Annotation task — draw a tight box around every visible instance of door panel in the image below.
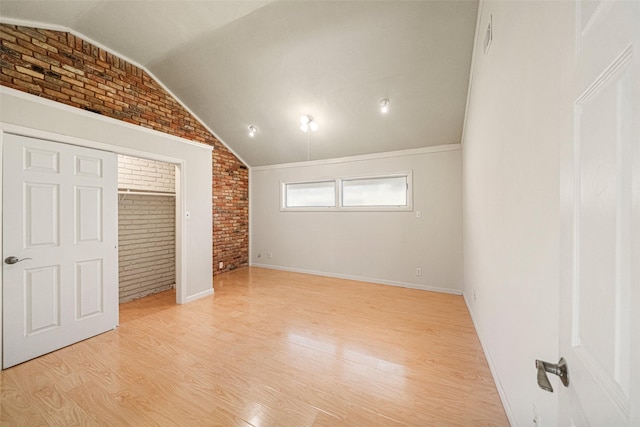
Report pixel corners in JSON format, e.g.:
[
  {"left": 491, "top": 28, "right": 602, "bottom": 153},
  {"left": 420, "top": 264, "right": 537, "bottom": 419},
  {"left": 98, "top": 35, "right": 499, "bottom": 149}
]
[
  {"left": 24, "top": 147, "right": 59, "bottom": 173},
  {"left": 76, "top": 186, "right": 103, "bottom": 243},
  {"left": 25, "top": 265, "right": 60, "bottom": 334},
  {"left": 2, "top": 133, "right": 118, "bottom": 369},
  {"left": 25, "top": 183, "right": 60, "bottom": 247},
  {"left": 75, "top": 259, "right": 104, "bottom": 319},
  {"left": 75, "top": 155, "right": 102, "bottom": 178},
  {"left": 560, "top": 1, "right": 639, "bottom": 425}
]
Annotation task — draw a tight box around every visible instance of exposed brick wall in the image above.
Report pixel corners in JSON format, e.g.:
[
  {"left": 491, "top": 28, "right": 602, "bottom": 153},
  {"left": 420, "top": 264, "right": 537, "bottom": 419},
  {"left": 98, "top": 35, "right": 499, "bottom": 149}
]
[
  {"left": 0, "top": 23, "right": 248, "bottom": 276},
  {"left": 214, "top": 154, "right": 249, "bottom": 272}
]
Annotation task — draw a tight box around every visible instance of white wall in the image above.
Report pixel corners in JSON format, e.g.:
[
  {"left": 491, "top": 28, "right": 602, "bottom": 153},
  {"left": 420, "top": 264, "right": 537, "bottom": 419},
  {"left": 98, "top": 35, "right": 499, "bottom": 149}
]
[
  {"left": 462, "top": 1, "right": 574, "bottom": 425},
  {"left": 251, "top": 146, "right": 462, "bottom": 293},
  {"left": 0, "top": 87, "right": 213, "bottom": 303}
]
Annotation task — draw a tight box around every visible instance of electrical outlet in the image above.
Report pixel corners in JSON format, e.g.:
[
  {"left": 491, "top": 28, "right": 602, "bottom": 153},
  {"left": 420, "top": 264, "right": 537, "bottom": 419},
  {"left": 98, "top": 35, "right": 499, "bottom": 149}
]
[
  {"left": 415, "top": 268, "right": 422, "bottom": 276},
  {"left": 416, "top": 211, "right": 421, "bottom": 218},
  {"left": 219, "top": 261, "right": 224, "bottom": 270},
  {"left": 257, "top": 253, "right": 261, "bottom": 258},
  {"left": 267, "top": 253, "right": 273, "bottom": 259},
  {"left": 473, "top": 291, "right": 477, "bottom": 301}
]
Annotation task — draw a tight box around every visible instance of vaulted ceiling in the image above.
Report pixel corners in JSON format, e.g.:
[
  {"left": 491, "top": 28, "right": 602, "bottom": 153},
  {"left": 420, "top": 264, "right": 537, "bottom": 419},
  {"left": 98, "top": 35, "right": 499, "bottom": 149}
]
[{"left": 0, "top": 1, "right": 478, "bottom": 166}]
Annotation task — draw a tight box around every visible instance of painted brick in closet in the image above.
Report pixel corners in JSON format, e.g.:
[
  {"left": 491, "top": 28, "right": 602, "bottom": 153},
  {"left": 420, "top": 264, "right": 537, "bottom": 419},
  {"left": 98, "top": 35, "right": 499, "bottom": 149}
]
[
  {"left": 0, "top": 24, "right": 248, "bottom": 275},
  {"left": 117, "top": 155, "right": 175, "bottom": 302},
  {"left": 118, "top": 195, "right": 175, "bottom": 303},
  {"left": 118, "top": 155, "right": 175, "bottom": 193}
]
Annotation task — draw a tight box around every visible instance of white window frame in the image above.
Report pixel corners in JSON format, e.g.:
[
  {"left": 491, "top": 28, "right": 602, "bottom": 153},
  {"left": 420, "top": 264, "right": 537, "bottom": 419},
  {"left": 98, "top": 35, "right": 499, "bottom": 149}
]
[
  {"left": 281, "top": 170, "right": 413, "bottom": 212},
  {"left": 281, "top": 179, "right": 338, "bottom": 211}
]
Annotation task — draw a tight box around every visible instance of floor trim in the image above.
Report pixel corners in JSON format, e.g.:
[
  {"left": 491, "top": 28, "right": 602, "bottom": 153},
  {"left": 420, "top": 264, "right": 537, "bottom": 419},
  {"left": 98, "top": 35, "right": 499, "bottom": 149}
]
[{"left": 251, "top": 263, "right": 463, "bottom": 295}]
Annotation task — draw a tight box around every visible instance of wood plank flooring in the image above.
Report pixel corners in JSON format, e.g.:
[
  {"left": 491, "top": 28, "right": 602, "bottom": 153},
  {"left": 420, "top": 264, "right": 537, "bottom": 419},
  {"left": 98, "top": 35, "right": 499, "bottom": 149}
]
[{"left": 0, "top": 267, "right": 508, "bottom": 426}]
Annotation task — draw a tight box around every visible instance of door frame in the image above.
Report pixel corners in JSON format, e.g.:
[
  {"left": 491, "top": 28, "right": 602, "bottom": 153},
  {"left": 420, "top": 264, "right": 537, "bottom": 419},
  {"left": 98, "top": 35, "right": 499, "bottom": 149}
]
[{"left": 0, "top": 124, "right": 188, "bottom": 367}]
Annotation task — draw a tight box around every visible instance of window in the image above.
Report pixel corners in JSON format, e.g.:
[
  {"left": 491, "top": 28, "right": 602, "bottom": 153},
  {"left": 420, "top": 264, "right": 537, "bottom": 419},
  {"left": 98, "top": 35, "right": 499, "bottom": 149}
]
[
  {"left": 281, "top": 171, "right": 412, "bottom": 211},
  {"left": 284, "top": 180, "right": 336, "bottom": 208},
  {"left": 342, "top": 175, "right": 408, "bottom": 207}
]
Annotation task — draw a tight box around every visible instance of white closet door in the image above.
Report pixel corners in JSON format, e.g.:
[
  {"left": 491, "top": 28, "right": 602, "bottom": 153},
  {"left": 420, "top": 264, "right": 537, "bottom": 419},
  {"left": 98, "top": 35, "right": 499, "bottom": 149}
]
[{"left": 2, "top": 133, "right": 118, "bottom": 369}]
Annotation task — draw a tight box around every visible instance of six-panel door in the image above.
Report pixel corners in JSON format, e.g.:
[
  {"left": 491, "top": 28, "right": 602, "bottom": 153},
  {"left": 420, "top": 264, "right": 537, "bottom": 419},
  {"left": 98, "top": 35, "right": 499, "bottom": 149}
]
[{"left": 2, "top": 133, "right": 118, "bottom": 369}]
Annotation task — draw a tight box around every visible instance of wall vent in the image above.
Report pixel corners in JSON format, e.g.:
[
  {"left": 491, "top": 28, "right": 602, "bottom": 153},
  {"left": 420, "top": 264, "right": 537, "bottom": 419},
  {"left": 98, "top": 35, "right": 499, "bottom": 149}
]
[{"left": 484, "top": 14, "right": 493, "bottom": 54}]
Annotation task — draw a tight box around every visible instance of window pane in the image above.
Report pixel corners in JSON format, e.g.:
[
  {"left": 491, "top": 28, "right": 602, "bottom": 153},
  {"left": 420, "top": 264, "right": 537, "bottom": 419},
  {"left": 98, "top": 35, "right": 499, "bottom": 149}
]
[
  {"left": 342, "top": 176, "right": 407, "bottom": 207},
  {"left": 286, "top": 181, "right": 335, "bottom": 207}
]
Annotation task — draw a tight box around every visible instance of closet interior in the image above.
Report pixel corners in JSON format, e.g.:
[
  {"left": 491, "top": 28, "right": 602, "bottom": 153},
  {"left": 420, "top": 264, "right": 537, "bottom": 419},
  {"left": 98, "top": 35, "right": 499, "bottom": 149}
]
[{"left": 117, "top": 155, "right": 176, "bottom": 303}]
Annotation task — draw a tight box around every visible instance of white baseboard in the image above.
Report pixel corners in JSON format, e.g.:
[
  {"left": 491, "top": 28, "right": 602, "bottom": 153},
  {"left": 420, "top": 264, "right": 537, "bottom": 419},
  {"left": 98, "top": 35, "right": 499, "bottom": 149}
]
[
  {"left": 183, "top": 287, "right": 214, "bottom": 304},
  {"left": 250, "top": 263, "right": 462, "bottom": 295},
  {"left": 463, "top": 292, "right": 516, "bottom": 426}
]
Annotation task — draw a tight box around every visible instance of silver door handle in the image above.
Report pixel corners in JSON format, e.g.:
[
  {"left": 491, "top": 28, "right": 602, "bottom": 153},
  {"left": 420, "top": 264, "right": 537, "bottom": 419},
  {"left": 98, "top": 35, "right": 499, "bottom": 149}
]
[
  {"left": 4, "top": 256, "right": 32, "bottom": 265},
  {"left": 535, "top": 357, "right": 569, "bottom": 392}
]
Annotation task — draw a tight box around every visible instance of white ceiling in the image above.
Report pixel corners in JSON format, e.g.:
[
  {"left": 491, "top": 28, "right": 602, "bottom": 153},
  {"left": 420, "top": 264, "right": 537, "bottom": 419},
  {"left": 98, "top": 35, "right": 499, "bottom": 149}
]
[{"left": 0, "top": 1, "right": 478, "bottom": 166}]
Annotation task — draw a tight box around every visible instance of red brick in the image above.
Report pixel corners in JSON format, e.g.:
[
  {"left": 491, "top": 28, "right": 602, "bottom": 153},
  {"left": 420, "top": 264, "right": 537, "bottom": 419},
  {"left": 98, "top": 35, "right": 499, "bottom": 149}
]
[
  {"left": 31, "top": 38, "right": 57, "bottom": 53},
  {"left": 17, "top": 26, "right": 46, "bottom": 42},
  {"left": 0, "top": 31, "right": 17, "bottom": 43},
  {"left": 12, "top": 78, "right": 42, "bottom": 92},
  {"left": 2, "top": 40, "right": 32, "bottom": 56},
  {"left": 22, "top": 54, "right": 50, "bottom": 69},
  {"left": 43, "top": 87, "right": 70, "bottom": 100},
  {"left": 1, "top": 26, "right": 30, "bottom": 42},
  {"left": 15, "top": 65, "right": 44, "bottom": 79}
]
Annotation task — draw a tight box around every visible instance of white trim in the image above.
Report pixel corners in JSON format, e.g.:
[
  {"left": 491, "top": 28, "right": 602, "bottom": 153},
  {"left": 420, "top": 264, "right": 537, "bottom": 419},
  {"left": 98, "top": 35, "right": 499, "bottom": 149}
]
[
  {"left": 250, "top": 263, "right": 463, "bottom": 296},
  {"left": 463, "top": 291, "right": 517, "bottom": 426},
  {"left": 183, "top": 287, "right": 214, "bottom": 303},
  {"left": 0, "top": 20, "right": 254, "bottom": 166},
  {"left": 281, "top": 179, "right": 337, "bottom": 210},
  {"left": 280, "top": 170, "right": 413, "bottom": 212},
  {"left": 173, "top": 160, "right": 187, "bottom": 305},
  {"left": 118, "top": 190, "right": 175, "bottom": 197},
  {"left": 0, "top": 18, "right": 71, "bottom": 35},
  {"left": 0, "top": 87, "right": 212, "bottom": 153},
  {"left": 252, "top": 144, "right": 461, "bottom": 171}
]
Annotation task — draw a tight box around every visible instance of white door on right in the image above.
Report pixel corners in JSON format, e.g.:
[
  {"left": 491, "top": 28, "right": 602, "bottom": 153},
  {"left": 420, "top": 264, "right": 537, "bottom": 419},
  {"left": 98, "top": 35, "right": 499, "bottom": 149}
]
[{"left": 560, "top": 1, "right": 639, "bottom": 425}]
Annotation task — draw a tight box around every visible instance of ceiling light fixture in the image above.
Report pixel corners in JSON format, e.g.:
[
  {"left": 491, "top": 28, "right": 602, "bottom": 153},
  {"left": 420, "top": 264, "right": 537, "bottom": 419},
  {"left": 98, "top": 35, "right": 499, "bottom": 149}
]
[
  {"left": 248, "top": 125, "right": 258, "bottom": 137},
  {"left": 379, "top": 98, "right": 390, "bottom": 114},
  {"left": 300, "top": 115, "right": 318, "bottom": 132}
]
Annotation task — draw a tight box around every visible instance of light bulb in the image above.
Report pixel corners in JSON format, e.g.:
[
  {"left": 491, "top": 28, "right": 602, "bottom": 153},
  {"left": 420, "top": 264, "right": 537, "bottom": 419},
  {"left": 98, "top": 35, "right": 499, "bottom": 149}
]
[
  {"left": 300, "top": 115, "right": 311, "bottom": 125},
  {"left": 309, "top": 121, "right": 319, "bottom": 132},
  {"left": 300, "top": 123, "right": 309, "bottom": 132},
  {"left": 379, "top": 98, "right": 390, "bottom": 114},
  {"left": 248, "top": 125, "right": 257, "bottom": 137}
]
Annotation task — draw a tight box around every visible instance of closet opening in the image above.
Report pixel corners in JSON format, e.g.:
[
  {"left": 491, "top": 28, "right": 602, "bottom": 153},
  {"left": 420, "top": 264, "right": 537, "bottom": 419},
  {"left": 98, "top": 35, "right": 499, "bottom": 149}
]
[{"left": 117, "top": 155, "right": 177, "bottom": 304}]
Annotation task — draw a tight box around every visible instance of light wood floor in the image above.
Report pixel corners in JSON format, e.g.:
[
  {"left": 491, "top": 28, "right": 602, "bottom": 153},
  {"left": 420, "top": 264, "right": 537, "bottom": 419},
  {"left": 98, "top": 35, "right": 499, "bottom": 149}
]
[{"left": 0, "top": 267, "right": 508, "bottom": 426}]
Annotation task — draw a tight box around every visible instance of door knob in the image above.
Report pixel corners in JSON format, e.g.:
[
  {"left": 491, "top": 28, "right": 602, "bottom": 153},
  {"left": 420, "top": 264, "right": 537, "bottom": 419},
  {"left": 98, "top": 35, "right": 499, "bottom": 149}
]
[
  {"left": 535, "top": 357, "right": 569, "bottom": 392},
  {"left": 4, "top": 256, "right": 32, "bottom": 265}
]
